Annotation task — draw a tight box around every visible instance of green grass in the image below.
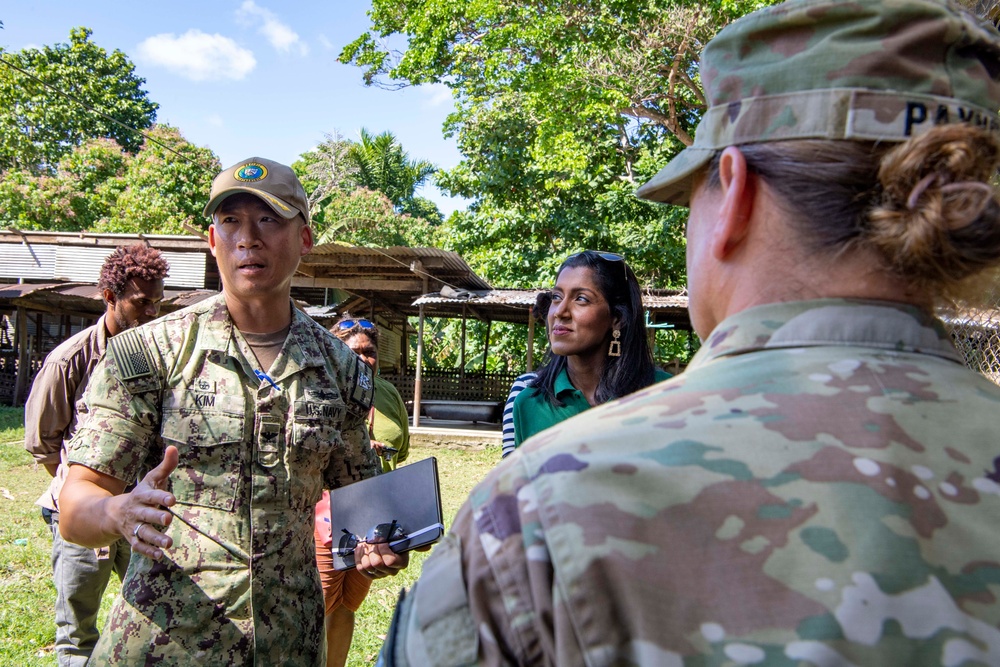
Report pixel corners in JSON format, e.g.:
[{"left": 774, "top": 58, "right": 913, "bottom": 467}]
[{"left": 0, "top": 409, "right": 501, "bottom": 666}]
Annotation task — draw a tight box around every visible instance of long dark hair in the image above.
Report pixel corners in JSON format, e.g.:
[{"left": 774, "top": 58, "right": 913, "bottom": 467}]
[{"left": 530, "top": 251, "right": 656, "bottom": 406}]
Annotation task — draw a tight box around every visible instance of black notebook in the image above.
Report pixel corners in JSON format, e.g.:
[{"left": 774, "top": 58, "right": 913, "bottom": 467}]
[{"left": 329, "top": 456, "right": 445, "bottom": 571}]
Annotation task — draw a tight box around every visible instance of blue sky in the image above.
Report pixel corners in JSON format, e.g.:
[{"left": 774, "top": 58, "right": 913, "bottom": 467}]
[{"left": 1, "top": 1, "right": 467, "bottom": 215}]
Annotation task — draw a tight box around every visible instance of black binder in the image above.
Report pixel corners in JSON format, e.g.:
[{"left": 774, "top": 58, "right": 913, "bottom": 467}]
[{"left": 329, "top": 456, "right": 445, "bottom": 571}]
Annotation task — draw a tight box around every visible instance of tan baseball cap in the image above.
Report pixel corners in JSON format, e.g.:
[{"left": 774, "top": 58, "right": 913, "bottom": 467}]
[
  {"left": 637, "top": 0, "right": 1000, "bottom": 206},
  {"left": 203, "top": 157, "right": 310, "bottom": 225}
]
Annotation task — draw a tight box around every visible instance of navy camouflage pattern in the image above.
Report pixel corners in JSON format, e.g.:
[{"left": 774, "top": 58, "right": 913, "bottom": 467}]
[
  {"left": 386, "top": 299, "right": 1000, "bottom": 666},
  {"left": 68, "top": 294, "right": 379, "bottom": 665}
]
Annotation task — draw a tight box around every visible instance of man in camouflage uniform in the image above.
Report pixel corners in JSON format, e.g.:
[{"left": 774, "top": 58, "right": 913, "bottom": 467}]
[
  {"left": 24, "top": 244, "right": 168, "bottom": 666},
  {"left": 382, "top": 1, "right": 1000, "bottom": 665},
  {"left": 58, "top": 158, "right": 408, "bottom": 665}
]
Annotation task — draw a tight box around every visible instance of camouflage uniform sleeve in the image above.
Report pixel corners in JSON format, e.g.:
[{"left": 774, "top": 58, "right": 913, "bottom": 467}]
[
  {"left": 385, "top": 460, "right": 553, "bottom": 666},
  {"left": 67, "top": 328, "right": 163, "bottom": 484},
  {"left": 324, "top": 351, "right": 379, "bottom": 489}
]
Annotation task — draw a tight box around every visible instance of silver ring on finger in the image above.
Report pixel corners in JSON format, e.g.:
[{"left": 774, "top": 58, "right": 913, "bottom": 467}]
[{"left": 133, "top": 522, "right": 144, "bottom": 538}]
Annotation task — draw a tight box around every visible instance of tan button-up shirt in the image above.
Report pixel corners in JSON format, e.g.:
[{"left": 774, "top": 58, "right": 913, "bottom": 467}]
[{"left": 24, "top": 314, "right": 108, "bottom": 511}]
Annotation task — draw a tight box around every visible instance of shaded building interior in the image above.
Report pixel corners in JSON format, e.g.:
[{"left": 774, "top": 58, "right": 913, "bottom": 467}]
[{"left": 0, "top": 231, "right": 697, "bottom": 425}]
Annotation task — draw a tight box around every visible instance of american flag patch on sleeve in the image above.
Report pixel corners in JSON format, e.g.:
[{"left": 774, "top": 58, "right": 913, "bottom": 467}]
[{"left": 109, "top": 329, "right": 155, "bottom": 381}]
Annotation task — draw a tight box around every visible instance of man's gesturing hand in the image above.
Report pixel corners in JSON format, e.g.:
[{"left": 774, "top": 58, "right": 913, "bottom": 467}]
[{"left": 127, "top": 445, "right": 179, "bottom": 560}]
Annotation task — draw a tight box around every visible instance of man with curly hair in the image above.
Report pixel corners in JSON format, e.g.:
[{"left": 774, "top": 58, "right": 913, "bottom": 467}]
[{"left": 24, "top": 243, "right": 168, "bottom": 667}]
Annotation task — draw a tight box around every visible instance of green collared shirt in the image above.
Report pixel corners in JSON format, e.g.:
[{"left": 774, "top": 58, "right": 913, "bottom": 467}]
[{"left": 511, "top": 366, "right": 671, "bottom": 447}]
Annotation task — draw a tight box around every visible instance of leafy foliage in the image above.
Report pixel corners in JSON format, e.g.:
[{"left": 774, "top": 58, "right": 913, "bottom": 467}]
[
  {"left": 0, "top": 27, "right": 158, "bottom": 173},
  {"left": 0, "top": 125, "right": 220, "bottom": 234},
  {"left": 312, "top": 187, "right": 439, "bottom": 247},
  {"left": 294, "top": 130, "right": 358, "bottom": 225},
  {"left": 294, "top": 129, "right": 442, "bottom": 247},
  {"left": 342, "top": 0, "right": 779, "bottom": 294},
  {"left": 340, "top": 0, "right": 779, "bottom": 369},
  {"left": 348, "top": 128, "right": 437, "bottom": 211}
]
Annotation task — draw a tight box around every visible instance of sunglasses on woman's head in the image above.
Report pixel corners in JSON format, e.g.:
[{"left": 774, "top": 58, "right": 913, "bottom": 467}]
[
  {"left": 568, "top": 250, "right": 625, "bottom": 263},
  {"left": 336, "top": 319, "right": 376, "bottom": 331},
  {"left": 568, "top": 250, "right": 628, "bottom": 281}
]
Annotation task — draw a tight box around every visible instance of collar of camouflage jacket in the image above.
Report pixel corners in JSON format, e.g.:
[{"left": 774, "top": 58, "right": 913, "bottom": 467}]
[
  {"left": 193, "top": 293, "right": 329, "bottom": 374},
  {"left": 690, "top": 298, "right": 965, "bottom": 368}
]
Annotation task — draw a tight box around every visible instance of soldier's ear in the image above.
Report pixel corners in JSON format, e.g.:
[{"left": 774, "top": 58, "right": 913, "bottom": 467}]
[
  {"left": 103, "top": 288, "right": 117, "bottom": 308},
  {"left": 300, "top": 224, "right": 313, "bottom": 256}
]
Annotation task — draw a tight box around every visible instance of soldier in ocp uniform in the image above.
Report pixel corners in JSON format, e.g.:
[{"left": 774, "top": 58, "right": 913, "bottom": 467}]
[
  {"left": 58, "top": 157, "right": 409, "bottom": 665},
  {"left": 382, "top": 1, "right": 1000, "bottom": 665}
]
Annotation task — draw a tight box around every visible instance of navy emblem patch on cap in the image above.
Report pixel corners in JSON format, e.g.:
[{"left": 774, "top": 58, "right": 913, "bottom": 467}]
[{"left": 235, "top": 163, "right": 268, "bottom": 182}]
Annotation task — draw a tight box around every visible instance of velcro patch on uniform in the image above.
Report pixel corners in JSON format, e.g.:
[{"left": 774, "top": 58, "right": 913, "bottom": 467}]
[
  {"left": 109, "top": 329, "right": 155, "bottom": 380},
  {"left": 349, "top": 356, "right": 375, "bottom": 414},
  {"left": 413, "top": 535, "right": 478, "bottom": 666}
]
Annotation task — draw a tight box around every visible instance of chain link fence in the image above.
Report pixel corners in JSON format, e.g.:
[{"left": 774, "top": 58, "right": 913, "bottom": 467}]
[{"left": 942, "top": 278, "right": 1000, "bottom": 385}]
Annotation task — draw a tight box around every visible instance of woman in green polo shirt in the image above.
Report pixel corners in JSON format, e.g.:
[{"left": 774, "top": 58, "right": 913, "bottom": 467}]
[{"left": 511, "top": 251, "right": 670, "bottom": 448}]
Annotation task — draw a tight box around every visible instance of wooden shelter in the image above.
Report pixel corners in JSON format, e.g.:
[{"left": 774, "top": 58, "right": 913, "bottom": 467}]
[
  {"left": 403, "top": 287, "right": 691, "bottom": 425},
  {"left": 0, "top": 282, "right": 216, "bottom": 404},
  {"left": 0, "top": 231, "right": 696, "bottom": 420}
]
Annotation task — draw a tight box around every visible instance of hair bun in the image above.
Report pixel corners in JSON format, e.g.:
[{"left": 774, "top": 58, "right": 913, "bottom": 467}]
[{"left": 868, "top": 124, "right": 1000, "bottom": 292}]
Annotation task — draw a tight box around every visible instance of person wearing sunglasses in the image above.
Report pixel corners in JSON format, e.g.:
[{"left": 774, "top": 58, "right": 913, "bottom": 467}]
[
  {"left": 381, "top": 2, "right": 1000, "bottom": 665},
  {"left": 509, "top": 250, "right": 671, "bottom": 450},
  {"left": 313, "top": 314, "right": 410, "bottom": 667}
]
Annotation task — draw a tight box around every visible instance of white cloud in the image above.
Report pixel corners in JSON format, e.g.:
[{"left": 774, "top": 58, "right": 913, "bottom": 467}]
[
  {"left": 238, "top": 1, "right": 308, "bottom": 56},
  {"left": 422, "top": 83, "right": 453, "bottom": 108},
  {"left": 136, "top": 30, "right": 256, "bottom": 82},
  {"left": 206, "top": 114, "right": 224, "bottom": 128},
  {"left": 318, "top": 34, "right": 334, "bottom": 51}
]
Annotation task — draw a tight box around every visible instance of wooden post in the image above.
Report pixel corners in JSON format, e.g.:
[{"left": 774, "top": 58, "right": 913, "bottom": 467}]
[
  {"left": 400, "top": 317, "right": 409, "bottom": 373},
  {"left": 13, "top": 306, "right": 29, "bottom": 406},
  {"left": 459, "top": 304, "right": 467, "bottom": 379},
  {"left": 526, "top": 306, "right": 535, "bottom": 371},
  {"left": 483, "top": 319, "right": 492, "bottom": 371},
  {"left": 409, "top": 261, "right": 428, "bottom": 428},
  {"left": 413, "top": 304, "right": 425, "bottom": 427}
]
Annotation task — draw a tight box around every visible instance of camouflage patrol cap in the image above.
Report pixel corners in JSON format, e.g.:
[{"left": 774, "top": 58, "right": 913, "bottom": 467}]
[
  {"left": 204, "top": 157, "right": 310, "bottom": 225},
  {"left": 637, "top": 0, "right": 1000, "bottom": 206}
]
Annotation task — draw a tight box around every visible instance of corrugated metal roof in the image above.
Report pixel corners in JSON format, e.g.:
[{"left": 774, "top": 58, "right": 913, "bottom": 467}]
[
  {"left": 414, "top": 288, "right": 688, "bottom": 309},
  {"left": 939, "top": 307, "right": 1000, "bottom": 330},
  {"left": 301, "top": 244, "right": 491, "bottom": 291},
  {"left": 0, "top": 282, "right": 217, "bottom": 317},
  {"left": 0, "top": 230, "right": 207, "bottom": 250},
  {"left": 0, "top": 282, "right": 73, "bottom": 299},
  {"left": 166, "top": 289, "right": 219, "bottom": 308},
  {"left": 411, "top": 288, "right": 691, "bottom": 328},
  {"left": 0, "top": 243, "right": 207, "bottom": 289}
]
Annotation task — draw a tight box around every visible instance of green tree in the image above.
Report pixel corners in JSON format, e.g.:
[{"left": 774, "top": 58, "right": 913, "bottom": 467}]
[
  {"left": 342, "top": 0, "right": 777, "bottom": 291},
  {"left": 342, "top": 0, "right": 779, "bottom": 369},
  {"left": 294, "top": 129, "right": 442, "bottom": 246},
  {"left": 0, "top": 27, "right": 158, "bottom": 172},
  {"left": 347, "top": 128, "right": 437, "bottom": 212},
  {"left": 94, "top": 125, "right": 220, "bottom": 234},
  {"left": 313, "top": 187, "right": 438, "bottom": 247},
  {"left": 0, "top": 125, "right": 219, "bottom": 234},
  {"left": 292, "top": 131, "right": 358, "bottom": 226}
]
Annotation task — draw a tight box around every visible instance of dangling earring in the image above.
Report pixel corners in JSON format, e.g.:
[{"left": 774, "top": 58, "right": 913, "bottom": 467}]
[{"left": 608, "top": 328, "right": 622, "bottom": 357}]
